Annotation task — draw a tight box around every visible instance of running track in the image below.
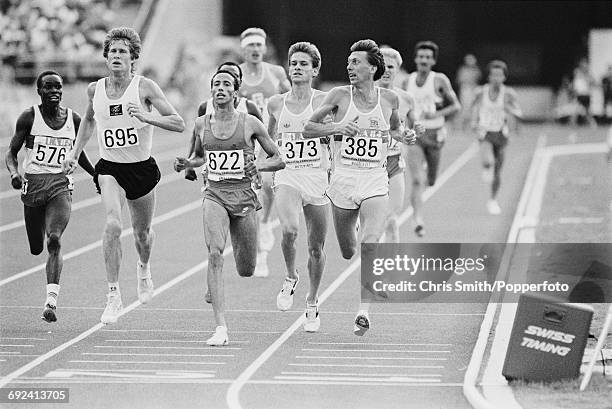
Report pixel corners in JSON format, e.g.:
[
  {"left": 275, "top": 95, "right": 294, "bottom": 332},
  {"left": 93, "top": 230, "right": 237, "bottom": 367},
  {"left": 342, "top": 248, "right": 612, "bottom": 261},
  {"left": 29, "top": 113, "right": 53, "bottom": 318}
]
[{"left": 1, "top": 124, "right": 577, "bottom": 409}]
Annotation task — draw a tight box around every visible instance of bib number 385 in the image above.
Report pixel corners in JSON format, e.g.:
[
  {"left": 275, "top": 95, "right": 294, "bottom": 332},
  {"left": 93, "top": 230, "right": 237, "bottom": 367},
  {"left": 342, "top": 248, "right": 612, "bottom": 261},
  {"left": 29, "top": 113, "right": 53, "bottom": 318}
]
[{"left": 103, "top": 127, "right": 138, "bottom": 149}]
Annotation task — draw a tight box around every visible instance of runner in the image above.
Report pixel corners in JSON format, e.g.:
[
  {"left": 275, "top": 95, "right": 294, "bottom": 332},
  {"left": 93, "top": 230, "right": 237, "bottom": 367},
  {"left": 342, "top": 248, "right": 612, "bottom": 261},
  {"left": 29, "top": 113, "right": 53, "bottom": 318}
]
[
  {"left": 174, "top": 69, "right": 285, "bottom": 345},
  {"left": 405, "top": 41, "right": 461, "bottom": 237},
  {"left": 5, "top": 70, "right": 95, "bottom": 322},
  {"left": 377, "top": 47, "right": 420, "bottom": 243},
  {"left": 470, "top": 60, "right": 523, "bottom": 215},
  {"left": 62, "top": 27, "right": 185, "bottom": 324},
  {"left": 239, "top": 27, "right": 291, "bottom": 277},
  {"left": 268, "top": 42, "right": 329, "bottom": 332},
  {"left": 303, "top": 39, "right": 418, "bottom": 336},
  {"left": 182, "top": 62, "right": 262, "bottom": 181}
]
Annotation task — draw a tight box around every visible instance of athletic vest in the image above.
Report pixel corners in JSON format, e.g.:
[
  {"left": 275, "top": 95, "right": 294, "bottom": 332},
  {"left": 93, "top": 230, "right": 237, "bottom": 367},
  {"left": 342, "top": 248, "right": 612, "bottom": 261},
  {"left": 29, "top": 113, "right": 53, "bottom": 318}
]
[
  {"left": 200, "top": 112, "right": 254, "bottom": 185},
  {"left": 334, "top": 86, "right": 389, "bottom": 171},
  {"left": 479, "top": 84, "right": 507, "bottom": 132},
  {"left": 276, "top": 93, "right": 329, "bottom": 171},
  {"left": 93, "top": 75, "right": 154, "bottom": 163},
  {"left": 406, "top": 71, "right": 444, "bottom": 129},
  {"left": 206, "top": 97, "right": 248, "bottom": 115},
  {"left": 24, "top": 105, "right": 75, "bottom": 174},
  {"left": 240, "top": 62, "right": 281, "bottom": 124},
  {"left": 387, "top": 87, "right": 412, "bottom": 157}
]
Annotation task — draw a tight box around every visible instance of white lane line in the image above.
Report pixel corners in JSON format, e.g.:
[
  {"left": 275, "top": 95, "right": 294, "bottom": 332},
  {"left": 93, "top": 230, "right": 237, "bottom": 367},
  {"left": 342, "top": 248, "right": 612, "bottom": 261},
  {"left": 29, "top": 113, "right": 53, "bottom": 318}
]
[
  {"left": 82, "top": 352, "right": 234, "bottom": 357},
  {"left": 0, "top": 337, "right": 47, "bottom": 341},
  {"left": 557, "top": 217, "right": 604, "bottom": 224},
  {"left": 281, "top": 371, "right": 443, "bottom": 377},
  {"left": 309, "top": 342, "right": 453, "bottom": 346},
  {"left": 0, "top": 172, "right": 184, "bottom": 233},
  {"left": 0, "top": 345, "right": 33, "bottom": 347},
  {"left": 0, "top": 199, "right": 202, "bottom": 287},
  {"left": 104, "top": 339, "right": 247, "bottom": 344},
  {"left": 69, "top": 360, "right": 226, "bottom": 365},
  {"left": 301, "top": 348, "right": 450, "bottom": 353},
  {"left": 274, "top": 375, "right": 442, "bottom": 383},
  {"left": 50, "top": 368, "right": 218, "bottom": 373},
  {"left": 295, "top": 355, "right": 447, "bottom": 361},
  {"left": 45, "top": 370, "right": 216, "bottom": 379},
  {"left": 226, "top": 143, "right": 479, "bottom": 409},
  {"left": 100, "top": 329, "right": 280, "bottom": 334},
  {"left": 93, "top": 345, "right": 242, "bottom": 350},
  {"left": 288, "top": 363, "right": 444, "bottom": 369},
  {"left": 251, "top": 380, "right": 463, "bottom": 386}
]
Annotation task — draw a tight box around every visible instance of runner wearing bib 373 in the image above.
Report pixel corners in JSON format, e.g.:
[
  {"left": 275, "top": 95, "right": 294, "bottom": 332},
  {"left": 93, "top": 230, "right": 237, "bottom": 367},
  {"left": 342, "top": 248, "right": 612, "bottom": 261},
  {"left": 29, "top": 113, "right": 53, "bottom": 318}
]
[
  {"left": 304, "top": 39, "right": 418, "bottom": 336},
  {"left": 268, "top": 42, "right": 330, "bottom": 332}
]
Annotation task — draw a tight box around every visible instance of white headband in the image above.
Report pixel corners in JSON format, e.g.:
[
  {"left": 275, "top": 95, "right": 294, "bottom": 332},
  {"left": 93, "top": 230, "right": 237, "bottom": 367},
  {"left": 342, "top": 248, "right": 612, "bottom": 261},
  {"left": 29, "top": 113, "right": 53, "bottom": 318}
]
[{"left": 241, "top": 34, "right": 266, "bottom": 48}]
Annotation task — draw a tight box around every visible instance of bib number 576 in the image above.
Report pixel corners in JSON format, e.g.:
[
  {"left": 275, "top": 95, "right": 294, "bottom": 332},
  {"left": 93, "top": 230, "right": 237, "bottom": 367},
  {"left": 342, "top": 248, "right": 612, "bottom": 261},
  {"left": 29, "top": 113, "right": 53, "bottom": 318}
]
[{"left": 104, "top": 127, "right": 138, "bottom": 148}]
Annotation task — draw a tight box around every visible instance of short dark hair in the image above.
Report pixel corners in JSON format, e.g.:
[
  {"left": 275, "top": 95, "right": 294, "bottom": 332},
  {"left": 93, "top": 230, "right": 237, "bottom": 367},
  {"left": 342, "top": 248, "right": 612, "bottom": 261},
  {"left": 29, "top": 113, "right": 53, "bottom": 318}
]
[
  {"left": 350, "top": 39, "right": 385, "bottom": 81},
  {"left": 211, "top": 70, "right": 240, "bottom": 91},
  {"left": 288, "top": 42, "right": 321, "bottom": 69},
  {"left": 414, "top": 41, "right": 439, "bottom": 61},
  {"left": 487, "top": 60, "right": 508, "bottom": 77},
  {"left": 217, "top": 61, "right": 243, "bottom": 82},
  {"left": 103, "top": 27, "right": 142, "bottom": 71},
  {"left": 36, "top": 70, "right": 62, "bottom": 89}
]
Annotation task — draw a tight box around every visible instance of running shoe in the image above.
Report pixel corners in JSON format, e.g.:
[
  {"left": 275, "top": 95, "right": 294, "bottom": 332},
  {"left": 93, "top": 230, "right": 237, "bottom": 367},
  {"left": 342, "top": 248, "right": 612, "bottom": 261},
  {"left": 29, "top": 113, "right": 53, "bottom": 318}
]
[
  {"left": 487, "top": 199, "right": 501, "bottom": 215},
  {"left": 41, "top": 303, "right": 57, "bottom": 323},
  {"left": 137, "top": 261, "right": 154, "bottom": 304},
  {"left": 353, "top": 311, "right": 370, "bottom": 336},
  {"left": 415, "top": 224, "right": 425, "bottom": 237},
  {"left": 206, "top": 326, "right": 228, "bottom": 346},
  {"left": 303, "top": 298, "right": 320, "bottom": 332},
  {"left": 100, "top": 292, "right": 123, "bottom": 324},
  {"left": 276, "top": 273, "right": 299, "bottom": 311}
]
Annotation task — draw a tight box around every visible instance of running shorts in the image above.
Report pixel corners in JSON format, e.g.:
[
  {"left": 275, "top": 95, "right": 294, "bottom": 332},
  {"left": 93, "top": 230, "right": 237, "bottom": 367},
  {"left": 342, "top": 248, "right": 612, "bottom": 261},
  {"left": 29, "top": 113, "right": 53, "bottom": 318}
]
[
  {"left": 21, "top": 172, "right": 72, "bottom": 208},
  {"left": 94, "top": 157, "right": 161, "bottom": 200},
  {"left": 273, "top": 168, "right": 329, "bottom": 206},
  {"left": 204, "top": 181, "right": 262, "bottom": 217},
  {"left": 326, "top": 168, "right": 388, "bottom": 210},
  {"left": 386, "top": 154, "right": 405, "bottom": 179}
]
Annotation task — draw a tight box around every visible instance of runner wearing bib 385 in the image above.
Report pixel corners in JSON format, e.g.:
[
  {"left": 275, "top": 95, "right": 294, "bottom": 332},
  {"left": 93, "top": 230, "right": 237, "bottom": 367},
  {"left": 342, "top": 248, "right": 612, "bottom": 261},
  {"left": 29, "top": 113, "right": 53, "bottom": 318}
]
[
  {"left": 5, "top": 70, "right": 95, "bottom": 323},
  {"left": 268, "top": 42, "right": 330, "bottom": 332},
  {"left": 304, "top": 39, "right": 418, "bottom": 336},
  {"left": 62, "top": 27, "right": 185, "bottom": 325}
]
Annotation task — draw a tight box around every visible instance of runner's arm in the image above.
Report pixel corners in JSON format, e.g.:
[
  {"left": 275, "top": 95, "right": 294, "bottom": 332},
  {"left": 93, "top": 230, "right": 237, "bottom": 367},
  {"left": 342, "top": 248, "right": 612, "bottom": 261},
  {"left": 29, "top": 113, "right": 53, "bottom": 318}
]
[
  {"left": 175, "top": 118, "right": 205, "bottom": 170},
  {"left": 266, "top": 95, "right": 281, "bottom": 141},
  {"left": 303, "top": 88, "right": 358, "bottom": 138},
  {"left": 273, "top": 65, "right": 291, "bottom": 93},
  {"left": 388, "top": 92, "right": 416, "bottom": 145},
  {"left": 133, "top": 77, "right": 185, "bottom": 132},
  {"left": 427, "top": 73, "right": 461, "bottom": 119},
  {"left": 246, "top": 100, "right": 264, "bottom": 122},
  {"left": 5, "top": 108, "right": 33, "bottom": 189},
  {"left": 249, "top": 116, "right": 284, "bottom": 172},
  {"left": 72, "top": 113, "right": 95, "bottom": 176},
  {"left": 63, "top": 82, "right": 96, "bottom": 174},
  {"left": 505, "top": 88, "right": 523, "bottom": 119}
]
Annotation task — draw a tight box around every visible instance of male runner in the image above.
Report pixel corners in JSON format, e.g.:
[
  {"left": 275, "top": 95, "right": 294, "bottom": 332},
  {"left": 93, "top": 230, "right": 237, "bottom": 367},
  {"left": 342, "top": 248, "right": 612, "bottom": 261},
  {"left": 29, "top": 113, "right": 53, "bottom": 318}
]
[
  {"left": 5, "top": 70, "right": 95, "bottom": 322},
  {"left": 405, "top": 41, "right": 461, "bottom": 237},
  {"left": 470, "top": 60, "right": 523, "bottom": 214},
  {"left": 175, "top": 70, "right": 284, "bottom": 345},
  {"left": 239, "top": 27, "right": 291, "bottom": 277},
  {"left": 304, "top": 39, "right": 418, "bottom": 336},
  {"left": 63, "top": 27, "right": 185, "bottom": 324},
  {"left": 268, "top": 42, "right": 329, "bottom": 332}
]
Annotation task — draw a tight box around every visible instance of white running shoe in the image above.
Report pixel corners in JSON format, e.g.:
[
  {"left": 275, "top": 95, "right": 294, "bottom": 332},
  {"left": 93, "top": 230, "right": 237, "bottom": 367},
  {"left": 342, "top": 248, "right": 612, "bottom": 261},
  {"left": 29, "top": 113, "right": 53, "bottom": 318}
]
[
  {"left": 303, "top": 298, "right": 320, "bottom": 332},
  {"left": 353, "top": 311, "right": 370, "bottom": 336},
  {"left": 276, "top": 273, "right": 299, "bottom": 311},
  {"left": 206, "top": 326, "right": 228, "bottom": 346},
  {"left": 253, "top": 251, "right": 270, "bottom": 278},
  {"left": 101, "top": 292, "right": 123, "bottom": 324},
  {"left": 259, "top": 222, "right": 275, "bottom": 252},
  {"left": 137, "top": 261, "right": 154, "bottom": 304},
  {"left": 486, "top": 199, "right": 501, "bottom": 215}
]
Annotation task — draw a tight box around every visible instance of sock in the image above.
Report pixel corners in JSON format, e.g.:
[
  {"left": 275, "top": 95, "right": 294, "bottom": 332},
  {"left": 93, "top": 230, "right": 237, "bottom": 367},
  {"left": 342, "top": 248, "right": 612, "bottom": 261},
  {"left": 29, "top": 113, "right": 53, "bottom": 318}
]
[
  {"left": 108, "top": 282, "right": 120, "bottom": 293},
  {"left": 138, "top": 260, "right": 150, "bottom": 279},
  {"left": 46, "top": 284, "right": 60, "bottom": 307},
  {"left": 358, "top": 302, "right": 370, "bottom": 315}
]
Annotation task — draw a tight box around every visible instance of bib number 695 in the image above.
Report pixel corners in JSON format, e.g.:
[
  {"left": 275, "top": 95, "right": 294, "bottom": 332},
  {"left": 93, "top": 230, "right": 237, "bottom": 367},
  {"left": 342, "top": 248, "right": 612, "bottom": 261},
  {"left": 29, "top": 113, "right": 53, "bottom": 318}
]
[{"left": 104, "top": 127, "right": 138, "bottom": 149}]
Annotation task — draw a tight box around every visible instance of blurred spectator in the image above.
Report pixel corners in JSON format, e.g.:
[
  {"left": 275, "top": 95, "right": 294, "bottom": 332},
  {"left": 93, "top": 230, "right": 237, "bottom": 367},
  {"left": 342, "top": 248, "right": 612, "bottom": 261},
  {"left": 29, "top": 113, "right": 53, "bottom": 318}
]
[
  {"left": 601, "top": 64, "right": 612, "bottom": 119},
  {"left": 553, "top": 75, "right": 578, "bottom": 123},
  {"left": 570, "top": 57, "right": 597, "bottom": 127},
  {"left": 456, "top": 53, "right": 482, "bottom": 130}
]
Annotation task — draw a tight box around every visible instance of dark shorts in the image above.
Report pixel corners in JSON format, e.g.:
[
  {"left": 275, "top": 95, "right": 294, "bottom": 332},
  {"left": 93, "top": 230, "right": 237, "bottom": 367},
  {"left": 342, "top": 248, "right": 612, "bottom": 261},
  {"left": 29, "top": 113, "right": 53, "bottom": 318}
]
[
  {"left": 204, "top": 182, "right": 262, "bottom": 217},
  {"left": 21, "top": 173, "right": 72, "bottom": 208},
  {"left": 386, "top": 154, "right": 404, "bottom": 179},
  {"left": 482, "top": 131, "right": 508, "bottom": 165},
  {"left": 95, "top": 157, "right": 161, "bottom": 200}
]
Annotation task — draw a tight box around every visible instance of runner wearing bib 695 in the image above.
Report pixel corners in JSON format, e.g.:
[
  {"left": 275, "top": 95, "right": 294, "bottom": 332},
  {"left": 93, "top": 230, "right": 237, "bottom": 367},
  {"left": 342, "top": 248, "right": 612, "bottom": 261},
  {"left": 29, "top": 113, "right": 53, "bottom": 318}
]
[
  {"left": 304, "top": 39, "right": 418, "bottom": 337},
  {"left": 267, "top": 42, "right": 331, "bottom": 332},
  {"left": 175, "top": 70, "right": 285, "bottom": 346},
  {"left": 62, "top": 27, "right": 185, "bottom": 325}
]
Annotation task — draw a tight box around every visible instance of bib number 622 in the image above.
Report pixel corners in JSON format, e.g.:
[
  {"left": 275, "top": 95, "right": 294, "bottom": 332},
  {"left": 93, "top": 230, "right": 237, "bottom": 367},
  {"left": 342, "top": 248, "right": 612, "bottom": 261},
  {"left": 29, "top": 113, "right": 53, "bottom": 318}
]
[{"left": 103, "top": 127, "right": 138, "bottom": 149}]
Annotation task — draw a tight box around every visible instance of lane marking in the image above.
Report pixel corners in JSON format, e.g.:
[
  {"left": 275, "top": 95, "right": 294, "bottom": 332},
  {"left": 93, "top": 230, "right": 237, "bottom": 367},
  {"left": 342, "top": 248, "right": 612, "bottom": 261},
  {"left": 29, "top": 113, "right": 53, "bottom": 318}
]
[
  {"left": 227, "top": 143, "right": 479, "bottom": 409},
  {"left": 288, "top": 363, "right": 444, "bottom": 369},
  {"left": 301, "top": 348, "right": 451, "bottom": 353},
  {"left": 294, "top": 355, "right": 448, "bottom": 361},
  {"left": 309, "top": 342, "right": 453, "bottom": 346},
  {"left": 81, "top": 352, "right": 234, "bottom": 357},
  {"left": 69, "top": 360, "right": 226, "bottom": 365},
  {"left": 93, "top": 346, "right": 242, "bottom": 350},
  {"left": 274, "top": 375, "right": 441, "bottom": 383},
  {"left": 280, "top": 371, "right": 442, "bottom": 377}
]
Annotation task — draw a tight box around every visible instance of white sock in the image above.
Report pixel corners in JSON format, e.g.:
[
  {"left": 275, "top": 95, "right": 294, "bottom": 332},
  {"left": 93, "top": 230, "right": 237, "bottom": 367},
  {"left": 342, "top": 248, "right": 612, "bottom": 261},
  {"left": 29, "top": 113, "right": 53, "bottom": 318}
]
[
  {"left": 46, "top": 284, "right": 60, "bottom": 306},
  {"left": 358, "top": 303, "right": 370, "bottom": 315},
  {"left": 108, "top": 282, "right": 120, "bottom": 293},
  {"left": 138, "top": 260, "right": 151, "bottom": 279}
]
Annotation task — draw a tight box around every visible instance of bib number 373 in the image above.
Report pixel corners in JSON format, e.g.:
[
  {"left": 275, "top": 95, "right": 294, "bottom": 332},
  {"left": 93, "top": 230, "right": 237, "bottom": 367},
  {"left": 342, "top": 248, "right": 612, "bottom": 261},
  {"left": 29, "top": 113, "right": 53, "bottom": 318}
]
[{"left": 103, "top": 127, "right": 138, "bottom": 149}]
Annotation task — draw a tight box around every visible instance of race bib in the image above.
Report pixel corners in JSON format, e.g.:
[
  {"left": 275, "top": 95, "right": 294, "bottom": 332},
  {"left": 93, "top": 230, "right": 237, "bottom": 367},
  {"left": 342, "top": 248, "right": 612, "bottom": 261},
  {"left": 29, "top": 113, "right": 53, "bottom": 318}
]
[
  {"left": 102, "top": 126, "right": 139, "bottom": 149},
  {"left": 31, "top": 136, "right": 72, "bottom": 168},
  {"left": 206, "top": 149, "right": 245, "bottom": 181},
  {"left": 279, "top": 132, "right": 321, "bottom": 169},
  {"left": 340, "top": 129, "right": 386, "bottom": 168}
]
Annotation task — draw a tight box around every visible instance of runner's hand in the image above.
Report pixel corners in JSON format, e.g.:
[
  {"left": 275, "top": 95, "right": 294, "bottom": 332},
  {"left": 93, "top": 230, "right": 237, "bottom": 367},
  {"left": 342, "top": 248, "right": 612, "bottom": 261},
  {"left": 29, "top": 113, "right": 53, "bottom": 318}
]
[
  {"left": 127, "top": 102, "right": 148, "bottom": 123},
  {"left": 62, "top": 154, "right": 78, "bottom": 174},
  {"left": 414, "top": 122, "right": 426, "bottom": 137},
  {"left": 174, "top": 157, "right": 190, "bottom": 172},
  {"left": 401, "top": 128, "right": 417, "bottom": 145},
  {"left": 10, "top": 173, "right": 23, "bottom": 190},
  {"left": 244, "top": 158, "right": 258, "bottom": 178}
]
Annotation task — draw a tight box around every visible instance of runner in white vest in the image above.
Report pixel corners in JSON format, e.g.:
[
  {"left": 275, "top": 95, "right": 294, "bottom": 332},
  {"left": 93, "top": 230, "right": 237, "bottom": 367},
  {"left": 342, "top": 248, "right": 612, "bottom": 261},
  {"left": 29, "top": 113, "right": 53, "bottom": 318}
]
[{"left": 63, "top": 27, "right": 185, "bottom": 325}]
